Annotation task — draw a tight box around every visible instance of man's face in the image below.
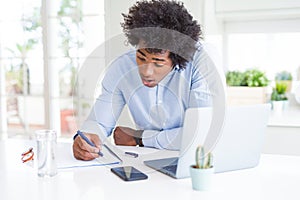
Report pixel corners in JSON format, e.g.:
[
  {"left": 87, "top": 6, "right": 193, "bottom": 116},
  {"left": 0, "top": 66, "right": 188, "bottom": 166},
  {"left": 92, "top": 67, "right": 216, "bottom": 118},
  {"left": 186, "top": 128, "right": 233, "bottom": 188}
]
[{"left": 136, "top": 49, "right": 173, "bottom": 88}]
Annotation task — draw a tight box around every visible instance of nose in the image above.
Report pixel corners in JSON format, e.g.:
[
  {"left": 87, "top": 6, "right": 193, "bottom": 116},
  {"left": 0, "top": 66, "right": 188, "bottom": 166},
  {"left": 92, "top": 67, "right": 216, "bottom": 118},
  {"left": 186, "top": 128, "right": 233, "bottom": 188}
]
[{"left": 143, "top": 63, "right": 154, "bottom": 76}]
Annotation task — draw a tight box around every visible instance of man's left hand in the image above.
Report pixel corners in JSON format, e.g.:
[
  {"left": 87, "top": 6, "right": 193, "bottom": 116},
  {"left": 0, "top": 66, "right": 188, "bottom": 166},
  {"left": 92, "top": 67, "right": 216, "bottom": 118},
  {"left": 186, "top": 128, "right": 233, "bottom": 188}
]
[{"left": 113, "top": 126, "right": 141, "bottom": 146}]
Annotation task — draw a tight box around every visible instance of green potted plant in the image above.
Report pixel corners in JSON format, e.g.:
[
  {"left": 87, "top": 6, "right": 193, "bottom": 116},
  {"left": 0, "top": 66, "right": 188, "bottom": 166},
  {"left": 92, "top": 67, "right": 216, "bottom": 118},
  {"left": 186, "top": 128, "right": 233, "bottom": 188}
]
[
  {"left": 226, "top": 68, "right": 269, "bottom": 105},
  {"left": 275, "top": 71, "right": 293, "bottom": 92},
  {"left": 189, "top": 145, "right": 214, "bottom": 191},
  {"left": 271, "top": 81, "right": 288, "bottom": 112},
  {"left": 243, "top": 69, "right": 269, "bottom": 87},
  {"left": 225, "top": 71, "right": 245, "bottom": 86}
]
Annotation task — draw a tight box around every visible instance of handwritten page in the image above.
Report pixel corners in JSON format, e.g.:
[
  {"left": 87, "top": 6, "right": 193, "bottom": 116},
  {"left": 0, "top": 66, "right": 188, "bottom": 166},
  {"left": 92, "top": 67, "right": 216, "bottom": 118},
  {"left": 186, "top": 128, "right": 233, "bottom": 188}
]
[{"left": 57, "top": 142, "right": 121, "bottom": 169}]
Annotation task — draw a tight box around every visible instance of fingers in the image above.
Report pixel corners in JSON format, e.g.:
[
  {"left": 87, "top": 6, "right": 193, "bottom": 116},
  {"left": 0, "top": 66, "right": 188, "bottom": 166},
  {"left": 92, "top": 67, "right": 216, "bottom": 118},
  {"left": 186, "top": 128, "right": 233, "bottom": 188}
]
[
  {"left": 113, "top": 127, "right": 137, "bottom": 146},
  {"left": 116, "top": 126, "right": 135, "bottom": 137},
  {"left": 72, "top": 133, "right": 101, "bottom": 161},
  {"left": 73, "top": 145, "right": 99, "bottom": 160},
  {"left": 89, "top": 134, "right": 102, "bottom": 150},
  {"left": 113, "top": 127, "right": 125, "bottom": 145}
]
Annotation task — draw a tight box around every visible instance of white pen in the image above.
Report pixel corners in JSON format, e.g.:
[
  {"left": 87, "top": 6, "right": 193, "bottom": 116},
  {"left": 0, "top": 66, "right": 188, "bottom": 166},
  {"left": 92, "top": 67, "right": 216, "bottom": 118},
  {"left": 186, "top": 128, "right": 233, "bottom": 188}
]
[{"left": 125, "top": 151, "right": 139, "bottom": 158}]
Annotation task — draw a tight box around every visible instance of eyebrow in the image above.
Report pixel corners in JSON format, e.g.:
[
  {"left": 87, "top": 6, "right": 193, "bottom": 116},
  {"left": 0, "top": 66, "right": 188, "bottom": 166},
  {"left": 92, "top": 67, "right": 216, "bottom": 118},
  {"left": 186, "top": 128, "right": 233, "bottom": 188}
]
[
  {"left": 137, "top": 50, "right": 166, "bottom": 62},
  {"left": 137, "top": 50, "right": 146, "bottom": 57}
]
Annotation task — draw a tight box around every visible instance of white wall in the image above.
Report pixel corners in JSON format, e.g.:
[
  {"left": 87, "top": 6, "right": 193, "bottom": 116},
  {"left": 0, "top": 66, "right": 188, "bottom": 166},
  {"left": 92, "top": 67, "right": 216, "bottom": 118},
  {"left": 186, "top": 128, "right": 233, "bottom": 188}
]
[{"left": 215, "top": 0, "right": 300, "bottom": 20}]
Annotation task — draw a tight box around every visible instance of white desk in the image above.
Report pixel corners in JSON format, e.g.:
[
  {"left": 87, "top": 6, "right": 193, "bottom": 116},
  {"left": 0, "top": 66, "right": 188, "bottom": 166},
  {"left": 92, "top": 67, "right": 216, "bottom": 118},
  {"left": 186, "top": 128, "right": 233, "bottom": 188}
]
[{"left": 1, "top": 139, "right": 300, "bottom": 200}]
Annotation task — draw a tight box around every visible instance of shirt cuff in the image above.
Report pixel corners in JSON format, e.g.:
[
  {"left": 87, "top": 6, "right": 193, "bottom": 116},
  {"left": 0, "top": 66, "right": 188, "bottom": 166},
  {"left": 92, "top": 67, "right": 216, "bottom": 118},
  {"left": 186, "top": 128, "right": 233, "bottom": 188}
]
[{"left": 142, "top": 130, "right": 162, "bottom": 149}]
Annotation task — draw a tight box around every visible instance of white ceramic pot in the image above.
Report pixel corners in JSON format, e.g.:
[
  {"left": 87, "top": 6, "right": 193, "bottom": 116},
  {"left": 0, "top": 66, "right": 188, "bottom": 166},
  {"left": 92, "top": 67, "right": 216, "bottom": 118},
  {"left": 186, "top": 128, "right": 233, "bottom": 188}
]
[
  {"left": 189, "top": 166, "right": 214, "bottom": 191},
  {"left": 272, "top": 101, "right": 284, "bottom": 113}
]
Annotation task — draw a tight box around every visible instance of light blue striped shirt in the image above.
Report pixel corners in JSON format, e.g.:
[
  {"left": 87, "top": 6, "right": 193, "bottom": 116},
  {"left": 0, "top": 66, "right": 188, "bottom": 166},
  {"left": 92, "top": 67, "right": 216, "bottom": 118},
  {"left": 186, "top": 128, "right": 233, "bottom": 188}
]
[{"left": 82, "top": 44, "right": 213, "bottom": 150}]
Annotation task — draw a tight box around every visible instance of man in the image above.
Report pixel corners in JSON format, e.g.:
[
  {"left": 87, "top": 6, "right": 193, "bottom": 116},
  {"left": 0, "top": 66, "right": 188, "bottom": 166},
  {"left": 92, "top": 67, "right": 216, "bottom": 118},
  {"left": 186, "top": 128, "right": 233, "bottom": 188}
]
[{"left": 73, "top": 0, "right": 215, "bottom": 161}]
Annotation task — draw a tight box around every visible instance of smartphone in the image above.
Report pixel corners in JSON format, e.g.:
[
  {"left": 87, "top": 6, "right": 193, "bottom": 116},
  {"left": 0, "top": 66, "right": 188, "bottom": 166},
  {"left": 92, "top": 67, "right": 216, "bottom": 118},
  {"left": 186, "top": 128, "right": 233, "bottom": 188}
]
[{"left": 111, "top": 166, "right": 148, "bottom": 181}]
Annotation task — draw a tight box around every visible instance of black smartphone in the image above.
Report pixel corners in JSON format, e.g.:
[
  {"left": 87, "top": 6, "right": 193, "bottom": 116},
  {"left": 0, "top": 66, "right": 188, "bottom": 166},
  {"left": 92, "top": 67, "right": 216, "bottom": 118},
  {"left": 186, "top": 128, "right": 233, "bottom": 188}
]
[{"left": 111, "top": 166, "right": 148, "bottom": 181}]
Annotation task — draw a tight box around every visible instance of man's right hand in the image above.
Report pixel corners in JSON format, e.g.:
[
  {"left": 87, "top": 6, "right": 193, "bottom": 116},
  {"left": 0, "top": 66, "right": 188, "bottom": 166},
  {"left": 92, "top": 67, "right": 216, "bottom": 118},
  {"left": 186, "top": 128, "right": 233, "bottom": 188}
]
[{"left": 72, "top": 133, "right": 102, "bottom": 161}]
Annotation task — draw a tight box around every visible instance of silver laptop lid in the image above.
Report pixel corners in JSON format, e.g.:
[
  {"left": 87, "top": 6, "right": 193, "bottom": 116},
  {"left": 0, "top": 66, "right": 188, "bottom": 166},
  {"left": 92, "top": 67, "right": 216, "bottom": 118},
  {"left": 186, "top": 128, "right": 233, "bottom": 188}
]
[{"left": 176, "top": 104, "right": 271, "bottom": 178}]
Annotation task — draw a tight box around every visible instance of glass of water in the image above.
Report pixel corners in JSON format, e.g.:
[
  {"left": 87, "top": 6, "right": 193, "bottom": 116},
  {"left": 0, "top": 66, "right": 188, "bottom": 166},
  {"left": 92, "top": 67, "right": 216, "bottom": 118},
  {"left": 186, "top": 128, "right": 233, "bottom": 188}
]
[{"left": 35, "top": 130, "right": 57, "bottom": 177}]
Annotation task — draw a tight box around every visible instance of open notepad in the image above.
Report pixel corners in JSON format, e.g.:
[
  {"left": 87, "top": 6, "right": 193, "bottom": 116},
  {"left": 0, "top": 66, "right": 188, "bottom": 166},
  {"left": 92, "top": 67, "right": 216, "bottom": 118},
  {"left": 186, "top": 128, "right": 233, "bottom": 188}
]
[{"left": 57, "top": 142, "right": 121, "bottom": 169}]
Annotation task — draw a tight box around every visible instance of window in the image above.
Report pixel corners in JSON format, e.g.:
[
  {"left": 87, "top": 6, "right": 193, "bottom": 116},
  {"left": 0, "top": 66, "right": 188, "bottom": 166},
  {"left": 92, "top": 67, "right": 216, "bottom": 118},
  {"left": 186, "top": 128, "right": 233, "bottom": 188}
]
[
  {"left": 0, "top": 0, "right": 105, "bottom": 138},
  {"left": 224, "top": 19, "right": 300, "bottom": 93},
  {"left": 0, "top": 0, "right": 43, "bottom": 137}
]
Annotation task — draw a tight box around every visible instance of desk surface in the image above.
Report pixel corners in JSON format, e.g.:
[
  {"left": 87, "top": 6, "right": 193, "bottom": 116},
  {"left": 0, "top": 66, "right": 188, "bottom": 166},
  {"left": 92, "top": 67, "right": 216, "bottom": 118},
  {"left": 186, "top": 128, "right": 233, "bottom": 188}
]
[{"left": 1, "top": 139, "right": 300, "bottom": 200}]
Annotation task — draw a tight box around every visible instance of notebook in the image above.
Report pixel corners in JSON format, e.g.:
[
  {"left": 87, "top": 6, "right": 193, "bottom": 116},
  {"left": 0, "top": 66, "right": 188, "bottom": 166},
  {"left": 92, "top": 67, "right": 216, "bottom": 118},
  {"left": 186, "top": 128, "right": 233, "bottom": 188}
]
[
  {"left": 144, "top": 104, "right": 271, "bottom": 179},
  {"left": 57, "top": 142, "right": 121, "bottom": 169}
]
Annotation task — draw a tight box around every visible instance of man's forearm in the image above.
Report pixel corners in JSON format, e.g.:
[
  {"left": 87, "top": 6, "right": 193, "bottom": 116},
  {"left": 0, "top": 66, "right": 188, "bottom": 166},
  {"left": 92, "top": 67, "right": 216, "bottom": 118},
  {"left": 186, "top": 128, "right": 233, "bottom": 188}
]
[{"left": 141, "top": 127, "right": 182, "bottom": 150}]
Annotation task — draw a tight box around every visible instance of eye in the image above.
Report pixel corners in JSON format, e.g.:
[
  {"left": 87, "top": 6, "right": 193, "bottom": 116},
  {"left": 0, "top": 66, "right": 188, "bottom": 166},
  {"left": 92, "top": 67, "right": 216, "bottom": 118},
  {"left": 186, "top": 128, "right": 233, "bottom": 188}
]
[{"left": 154, "top": 63, "right": 164, "bottom": 67}]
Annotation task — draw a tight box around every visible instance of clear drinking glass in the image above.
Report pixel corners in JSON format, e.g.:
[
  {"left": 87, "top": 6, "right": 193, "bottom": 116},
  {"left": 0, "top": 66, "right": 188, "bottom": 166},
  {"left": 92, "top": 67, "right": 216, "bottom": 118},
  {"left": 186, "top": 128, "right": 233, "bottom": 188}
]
[{"left": 35, "top": 130, "right": 57, "bottom": 177}]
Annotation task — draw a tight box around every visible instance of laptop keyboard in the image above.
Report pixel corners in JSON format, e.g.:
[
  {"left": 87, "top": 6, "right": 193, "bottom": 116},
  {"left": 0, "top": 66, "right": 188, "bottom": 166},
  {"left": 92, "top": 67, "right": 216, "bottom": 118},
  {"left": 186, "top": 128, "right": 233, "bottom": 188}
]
[
  {"left": 144, "top": 157, "right": 179, "bottom": 177},
  {"left": 162, "top": 165, "right": 178, "bottom": 174}
]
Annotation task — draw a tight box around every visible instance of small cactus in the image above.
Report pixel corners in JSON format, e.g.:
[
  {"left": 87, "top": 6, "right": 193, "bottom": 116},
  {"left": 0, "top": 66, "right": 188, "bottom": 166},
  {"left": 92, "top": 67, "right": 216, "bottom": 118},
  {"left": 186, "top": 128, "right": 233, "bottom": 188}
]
[{"left": 195, "top": 145, "right": 213, "bottom": 169}]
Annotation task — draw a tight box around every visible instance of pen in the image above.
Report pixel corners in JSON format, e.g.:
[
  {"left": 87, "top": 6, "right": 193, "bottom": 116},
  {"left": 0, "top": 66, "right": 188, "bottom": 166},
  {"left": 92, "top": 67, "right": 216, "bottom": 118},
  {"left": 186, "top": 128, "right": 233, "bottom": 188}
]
[
  {"left": 125, "top": 151, "right": 139, "bottom": 158},
  {"left": 77, "top": 130, "right": 104, "bottom": 157}
]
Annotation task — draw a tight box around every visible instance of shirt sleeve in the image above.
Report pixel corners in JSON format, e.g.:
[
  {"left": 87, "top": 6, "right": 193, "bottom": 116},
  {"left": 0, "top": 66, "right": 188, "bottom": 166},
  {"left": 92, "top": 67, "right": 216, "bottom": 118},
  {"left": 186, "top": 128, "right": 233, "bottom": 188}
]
[
  {"left": 142, "top": 127, "right": 182, "bottom": 150},
  {"left": 81, "top": 86, "right": 125, "bottom": 139},
  {"left": 189, "top": 45, "right": 216, "bottom": 107},
  {"left": 80, "top": 60, "right": 126, "bottom": 140}
]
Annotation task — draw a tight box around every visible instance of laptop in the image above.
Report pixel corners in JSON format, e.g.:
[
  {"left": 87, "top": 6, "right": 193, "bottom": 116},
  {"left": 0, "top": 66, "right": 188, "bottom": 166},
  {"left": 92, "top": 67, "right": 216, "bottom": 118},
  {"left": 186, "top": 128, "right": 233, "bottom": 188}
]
[{"left": 144, "top": 104, "right": 271, "bottom": 179}]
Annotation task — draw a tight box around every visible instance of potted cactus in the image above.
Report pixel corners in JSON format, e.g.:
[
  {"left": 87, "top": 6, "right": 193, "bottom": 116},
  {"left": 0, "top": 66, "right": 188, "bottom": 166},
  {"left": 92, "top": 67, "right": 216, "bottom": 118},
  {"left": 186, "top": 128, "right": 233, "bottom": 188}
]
[
  {"left": 189, "top": 145, "right": 214, "bottom": 191},
  {"left": 271, "top": 81, "right": 289, "bottom": 113}
]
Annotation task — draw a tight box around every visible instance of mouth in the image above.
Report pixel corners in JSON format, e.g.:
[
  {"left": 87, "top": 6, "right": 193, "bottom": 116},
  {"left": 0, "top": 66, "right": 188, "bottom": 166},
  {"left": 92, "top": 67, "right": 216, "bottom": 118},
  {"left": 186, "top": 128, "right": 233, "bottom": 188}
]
[{"left": 142, "top": 78, "right": 155, "bottom": 87}]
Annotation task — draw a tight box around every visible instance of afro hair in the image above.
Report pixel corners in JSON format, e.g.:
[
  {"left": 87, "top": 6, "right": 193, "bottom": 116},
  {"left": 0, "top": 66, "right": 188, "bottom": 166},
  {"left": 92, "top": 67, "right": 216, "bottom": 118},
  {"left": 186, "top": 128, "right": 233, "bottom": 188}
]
[{"left": 121, "top": 0, "right": 202, "bottom": 69}]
